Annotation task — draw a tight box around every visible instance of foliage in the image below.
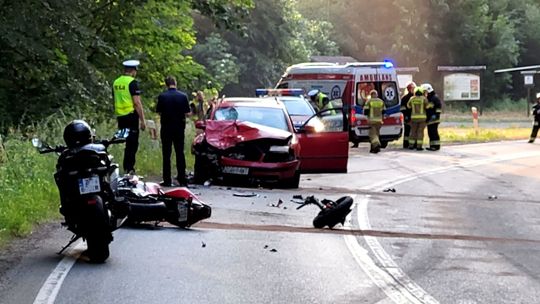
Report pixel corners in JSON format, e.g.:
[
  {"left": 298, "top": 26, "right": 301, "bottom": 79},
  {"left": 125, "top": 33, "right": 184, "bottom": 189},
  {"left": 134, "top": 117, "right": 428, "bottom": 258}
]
[
  {"left": 296, "top": 0, "right": 536, "bottom": 105},
  {"left": 193, "top": 0, "right": 340, "bottom": 96}
]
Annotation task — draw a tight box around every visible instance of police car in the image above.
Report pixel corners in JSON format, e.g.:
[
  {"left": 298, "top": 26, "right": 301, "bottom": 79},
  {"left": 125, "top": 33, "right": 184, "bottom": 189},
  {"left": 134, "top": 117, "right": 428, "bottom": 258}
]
[{"left": 255, "top": 89, "right": 316, "bottom": 130}]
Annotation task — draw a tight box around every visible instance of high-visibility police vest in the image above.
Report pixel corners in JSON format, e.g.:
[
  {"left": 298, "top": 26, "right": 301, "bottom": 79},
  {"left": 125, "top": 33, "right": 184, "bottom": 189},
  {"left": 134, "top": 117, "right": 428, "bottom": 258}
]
[
  {"left": 113, "top": 75, "right": 135, "bottom": 116},
  {"left": 315, "top": 93, "right": 326, "bottom": 108},
  {"left": 364, "top": 97, "right": 385, "bottom": 123},
  {"left": 408, "top": 96, "right": 428, "bottom": 121}
]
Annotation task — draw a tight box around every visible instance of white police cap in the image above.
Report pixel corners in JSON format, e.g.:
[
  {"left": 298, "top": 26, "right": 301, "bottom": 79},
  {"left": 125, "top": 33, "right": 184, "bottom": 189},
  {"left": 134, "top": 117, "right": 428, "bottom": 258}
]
[
  {"left": 307, "top": 89, "right": 319, "bottom": 97},
  {"left": 122, "top": 60, "right": 140, "bottom": 69},
  {"left": 536, "top": 92, "right": 540, "bottom": 99}
]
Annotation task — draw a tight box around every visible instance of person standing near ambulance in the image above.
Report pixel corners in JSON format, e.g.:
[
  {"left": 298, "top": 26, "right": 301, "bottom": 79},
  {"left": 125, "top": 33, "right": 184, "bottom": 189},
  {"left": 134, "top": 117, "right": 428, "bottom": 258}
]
[
  {"left": 363, "top": 90, "right": 386, "bottom": 153},
  {"left": 407, "top": 87, "right": 430, "bottom": 150},
  {"left": 529, "top": 93, "right": 540, "bottom": 143},
  {"left": 112, "top": 60, "right": 146, "bottom": 174},
  {"left": 422, "top": 83, "right": 443, "bottom": 150},
  {"left": 400, "top": 82, "right": 416, "bottom": 149}
]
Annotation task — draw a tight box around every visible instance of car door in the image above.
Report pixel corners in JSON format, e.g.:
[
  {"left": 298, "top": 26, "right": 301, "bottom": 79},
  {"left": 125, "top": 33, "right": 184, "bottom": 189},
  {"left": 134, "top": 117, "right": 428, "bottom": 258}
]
[{"left": 296, "top": 107, "right": 349, "bottom": 173}]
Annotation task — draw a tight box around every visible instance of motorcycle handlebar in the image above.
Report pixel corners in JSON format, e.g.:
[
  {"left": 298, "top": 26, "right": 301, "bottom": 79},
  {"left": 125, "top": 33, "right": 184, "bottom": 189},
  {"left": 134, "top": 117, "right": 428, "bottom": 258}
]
[{"left": 296, "top": 196, "right": 325, "bottom": 211}]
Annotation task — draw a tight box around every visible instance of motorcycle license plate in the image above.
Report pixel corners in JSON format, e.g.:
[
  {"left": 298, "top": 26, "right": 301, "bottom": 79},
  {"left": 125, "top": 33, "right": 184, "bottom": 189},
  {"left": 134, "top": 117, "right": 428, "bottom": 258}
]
[
  {"left": 178, "top": 203, "right": 188, "bottom": 222},
  {"left": 78, "top": 175, "right": 101, "bottom": 194},
  {"left": 222, "top": 166, "right": 249, "bottom": 175}
]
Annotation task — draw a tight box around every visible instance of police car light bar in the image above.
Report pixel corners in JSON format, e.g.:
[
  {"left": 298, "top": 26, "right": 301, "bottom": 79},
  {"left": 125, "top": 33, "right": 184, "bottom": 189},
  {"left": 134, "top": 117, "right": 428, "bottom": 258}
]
[{"left": 255, "top": 89, "right": 304, "bottom": 97}]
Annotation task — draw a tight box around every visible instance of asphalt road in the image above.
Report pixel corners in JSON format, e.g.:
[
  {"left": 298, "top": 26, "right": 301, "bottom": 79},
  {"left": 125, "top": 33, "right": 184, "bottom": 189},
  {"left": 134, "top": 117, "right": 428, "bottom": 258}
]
[{"left": 1, "top": 140, "right": 540, "bottom": 303}]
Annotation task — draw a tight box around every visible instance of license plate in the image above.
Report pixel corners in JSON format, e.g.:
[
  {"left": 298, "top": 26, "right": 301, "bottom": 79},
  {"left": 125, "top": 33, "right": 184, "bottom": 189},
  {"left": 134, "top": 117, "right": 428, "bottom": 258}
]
[
  {"left": 178, "top": 203, "right": 188, "bottom": 222},
  {"left": 78, "top": 175, "right": 101, "bottom": 194},
  {"left": 222, "top": 166, "right": 249, "bottom": 175},
  {"left": 354, "top": 128, "right": 369, "bottom": 136}
]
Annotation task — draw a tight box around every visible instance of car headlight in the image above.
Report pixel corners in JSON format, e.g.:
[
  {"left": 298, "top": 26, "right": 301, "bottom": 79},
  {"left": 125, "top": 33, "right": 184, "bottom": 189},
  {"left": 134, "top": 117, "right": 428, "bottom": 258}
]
[{"left": 268, "top": 145, "right": 290, "bottom": 153}]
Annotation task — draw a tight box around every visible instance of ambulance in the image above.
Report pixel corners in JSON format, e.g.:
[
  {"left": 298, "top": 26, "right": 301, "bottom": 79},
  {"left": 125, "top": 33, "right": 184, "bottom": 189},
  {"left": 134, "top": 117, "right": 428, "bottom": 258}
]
[{"left": 275, "top": 61, "right": 403, "bottom": 147}]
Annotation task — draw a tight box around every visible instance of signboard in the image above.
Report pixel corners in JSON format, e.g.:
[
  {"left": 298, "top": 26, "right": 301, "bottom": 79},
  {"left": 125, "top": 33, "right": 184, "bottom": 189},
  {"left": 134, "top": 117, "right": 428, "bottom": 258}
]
[
  {"left": 524, "top": 75, "right": 534, "bottom": 86},
  {"left": 397, "top": 74, "right": 413, "bottom": 89},
  {"left": 443, "top": 73, "right": 480, "bottom": 101}
]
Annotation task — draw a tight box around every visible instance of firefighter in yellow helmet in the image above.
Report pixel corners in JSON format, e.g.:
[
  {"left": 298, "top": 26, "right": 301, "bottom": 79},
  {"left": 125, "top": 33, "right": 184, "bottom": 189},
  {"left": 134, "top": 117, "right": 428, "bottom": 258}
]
[
  {"left": 406, "top": 86, "right": 431, "bottom": 150},
  {"left": 363, "top": 89, "right": 386, "bottom": 153},
  {"left": 400, "top": 81, "right": 416, "bottom": 148}
]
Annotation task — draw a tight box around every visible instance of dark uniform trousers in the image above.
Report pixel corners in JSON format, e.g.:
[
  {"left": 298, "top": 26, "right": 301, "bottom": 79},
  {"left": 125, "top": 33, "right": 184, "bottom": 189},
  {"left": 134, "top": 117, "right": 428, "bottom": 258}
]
[
  {"left": 427, "top": 122, "right": 440, "bottom": 150},
  {"left": 117, "top": 112, "right": 139, "bottom": 173},
  {"left": 530, "top": 120, "right": 540, "bottom": 143},
  {"left": 403, "top": 121, "right": 411, "bottom": 148},
  {"left": 161, "top": 125, "right": 186, "bottom": 184}
]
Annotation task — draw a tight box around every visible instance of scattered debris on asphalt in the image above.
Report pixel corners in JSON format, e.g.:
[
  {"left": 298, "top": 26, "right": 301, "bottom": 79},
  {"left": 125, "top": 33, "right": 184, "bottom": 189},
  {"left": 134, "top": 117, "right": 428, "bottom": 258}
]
[
  {"left": 264, "top": 245, "right": 268, "bottom": 249},
  {"left": 227, "top": 187, "right": 232, "bottom": 190},
  {"left": 293, "top": 194, "right": 304, "bottom": 200},
  {"left": 233, "top": 192, "right": 259, "bottom": 197},
  {"left": 201, "top": 241, "right": 206, "bottom": 248},
  {"left": 269, "top": 199, "right": 284, "bottom": 208},
  {"left": 270, "top": 249, "right": 277, "bottom": 252},
  {"left": 488, "top": 195, "right": 498, "bottom": 201},
  {"left": 203, "top": 179, "right": 212, "bottom": 187},
  {"left": 283, "top": 206, "right": 287, "bottom": 210},
  {"left": 383, "top": 188, "right": 396, "bottom": 193}
]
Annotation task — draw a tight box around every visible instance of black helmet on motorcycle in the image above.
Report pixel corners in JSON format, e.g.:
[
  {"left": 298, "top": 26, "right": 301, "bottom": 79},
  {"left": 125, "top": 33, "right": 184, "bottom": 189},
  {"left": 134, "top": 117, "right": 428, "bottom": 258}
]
[{"left": 63, "top": 120, "right": 93, "bottom": 148}]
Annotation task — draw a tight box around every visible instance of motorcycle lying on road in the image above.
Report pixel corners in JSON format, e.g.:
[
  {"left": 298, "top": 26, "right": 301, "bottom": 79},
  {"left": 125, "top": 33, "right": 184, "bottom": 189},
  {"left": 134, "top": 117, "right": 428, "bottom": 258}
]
[
  {"left": 33, "top": 120, "right": 131, "bottom": 263},
  {"left": 117, "top": 174, "right": 212, "bottom": 228},
  {"left": 296, "top": 195, "right": 354, "bottom": 229},
  {"left": 34, "top": 120, "right": 212, "bottom": 262}
]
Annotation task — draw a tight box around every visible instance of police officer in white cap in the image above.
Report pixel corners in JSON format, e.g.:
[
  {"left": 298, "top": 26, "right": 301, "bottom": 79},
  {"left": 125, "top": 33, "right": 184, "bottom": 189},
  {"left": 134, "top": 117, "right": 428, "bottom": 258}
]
[
  {"left": 112, "top": 59, "right": 146, "bottom": 174},
  {"left": 529, "top": 92, "right": 540, "bottom": 143}
]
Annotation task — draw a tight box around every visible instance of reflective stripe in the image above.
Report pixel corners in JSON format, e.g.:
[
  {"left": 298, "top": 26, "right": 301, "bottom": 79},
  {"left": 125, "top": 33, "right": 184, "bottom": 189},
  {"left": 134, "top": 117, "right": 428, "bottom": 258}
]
[
  {"left": 366, "top": 98, "right": 385, "bottom": 123},
  {"left": 113, "top": 75, "right": 135, "bottom": 116},
  {"left": 408, "top": 96, "right": 427, "bottom": 121}
]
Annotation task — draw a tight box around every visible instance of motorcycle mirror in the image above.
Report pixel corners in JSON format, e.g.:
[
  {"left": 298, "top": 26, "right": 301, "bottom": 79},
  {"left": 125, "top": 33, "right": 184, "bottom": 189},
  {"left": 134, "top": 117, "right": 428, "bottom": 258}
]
[
  {"left": 114, "top": 128, "right": 130, "bottom": 139},
  {"left": 31, "top": 138, "right": 42, "bottom": 148}
]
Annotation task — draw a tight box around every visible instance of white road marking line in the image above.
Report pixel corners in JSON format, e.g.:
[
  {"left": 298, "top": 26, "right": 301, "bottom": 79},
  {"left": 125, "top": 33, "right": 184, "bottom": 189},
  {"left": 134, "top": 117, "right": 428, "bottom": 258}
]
[
  {"left": 345, "top": 149, "right": 540, "bottom": 304},
  {"left": 344, "top": 196, "right": 427, "bottom": 304},
  {"left": 32, "top": 241, "right": 85, "bottom": 304}
]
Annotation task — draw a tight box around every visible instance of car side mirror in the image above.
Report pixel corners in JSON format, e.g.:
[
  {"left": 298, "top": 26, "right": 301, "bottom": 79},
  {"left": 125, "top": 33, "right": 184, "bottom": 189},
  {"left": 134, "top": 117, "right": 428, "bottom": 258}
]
[
  {"left": 303, "top": 125, "right": 317, "bottom": 134},
  {"left": 195, "top": 120, "right": 206, "bottom": 130}
]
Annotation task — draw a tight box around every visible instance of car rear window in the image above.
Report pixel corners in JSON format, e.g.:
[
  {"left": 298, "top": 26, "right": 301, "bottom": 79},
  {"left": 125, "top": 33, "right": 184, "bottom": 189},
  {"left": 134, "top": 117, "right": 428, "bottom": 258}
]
[
  {"left": 279, "top": 97, "right": 315, "bottom": 116},
  {"left": 214, "top": 106, "right": 290, "bottom": 131}
]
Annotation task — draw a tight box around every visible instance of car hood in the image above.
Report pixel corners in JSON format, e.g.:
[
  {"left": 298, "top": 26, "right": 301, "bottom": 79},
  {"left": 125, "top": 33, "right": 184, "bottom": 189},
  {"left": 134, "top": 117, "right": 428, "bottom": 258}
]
[{"left": 205, "top": 120, "right": 293, "bottom": 150}]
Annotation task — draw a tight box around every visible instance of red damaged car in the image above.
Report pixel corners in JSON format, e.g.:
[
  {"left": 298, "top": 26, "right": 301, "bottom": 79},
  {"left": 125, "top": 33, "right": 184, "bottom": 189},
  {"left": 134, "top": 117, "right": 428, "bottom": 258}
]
[{"left": 191, "top": 97, "right": 349, "bottom": 188}]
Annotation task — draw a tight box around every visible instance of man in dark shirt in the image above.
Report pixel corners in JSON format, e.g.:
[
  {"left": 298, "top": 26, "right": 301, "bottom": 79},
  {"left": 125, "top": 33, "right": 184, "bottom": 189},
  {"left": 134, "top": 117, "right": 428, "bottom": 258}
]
[{"left": 156, "top": 76, "right": 191, "bottom": 186}]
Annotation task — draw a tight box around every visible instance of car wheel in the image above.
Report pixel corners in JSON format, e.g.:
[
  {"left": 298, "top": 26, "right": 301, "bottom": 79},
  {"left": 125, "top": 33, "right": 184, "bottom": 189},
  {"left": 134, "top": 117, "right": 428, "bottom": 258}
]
[
  {"left": 281, "top": 170, "right": 300, "bottom": 189},
  {"left": 380, "top": 140, "right": 388, "bottom": 149}
]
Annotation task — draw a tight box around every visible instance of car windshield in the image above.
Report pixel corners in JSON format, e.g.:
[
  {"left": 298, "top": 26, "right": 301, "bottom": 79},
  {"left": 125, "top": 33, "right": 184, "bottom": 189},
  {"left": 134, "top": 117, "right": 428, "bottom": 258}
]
[
  {"left": 214, "top": 106, "right": 290, "bottom": 131},
  {"left": 278, "top": 97, "right": 315, "bottom": 116}
]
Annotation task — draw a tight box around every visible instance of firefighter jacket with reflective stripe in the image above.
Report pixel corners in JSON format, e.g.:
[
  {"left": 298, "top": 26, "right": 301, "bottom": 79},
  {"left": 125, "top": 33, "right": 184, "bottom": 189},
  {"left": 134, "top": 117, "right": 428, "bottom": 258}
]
[
  {"left": 407, "top": 96, "right": 430, "bottom": 122},
  {"left": 533, "top": 103, "right": 540, "bottom": 122},
  {"left": 426, "top": 92, "right": 442, "bottom": 125},
  {"left": 113, "top": 75, "right": 135, "bottom": 116},
  {"left": 364, "top": 97, "right": 386, "bottom": 124}
]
